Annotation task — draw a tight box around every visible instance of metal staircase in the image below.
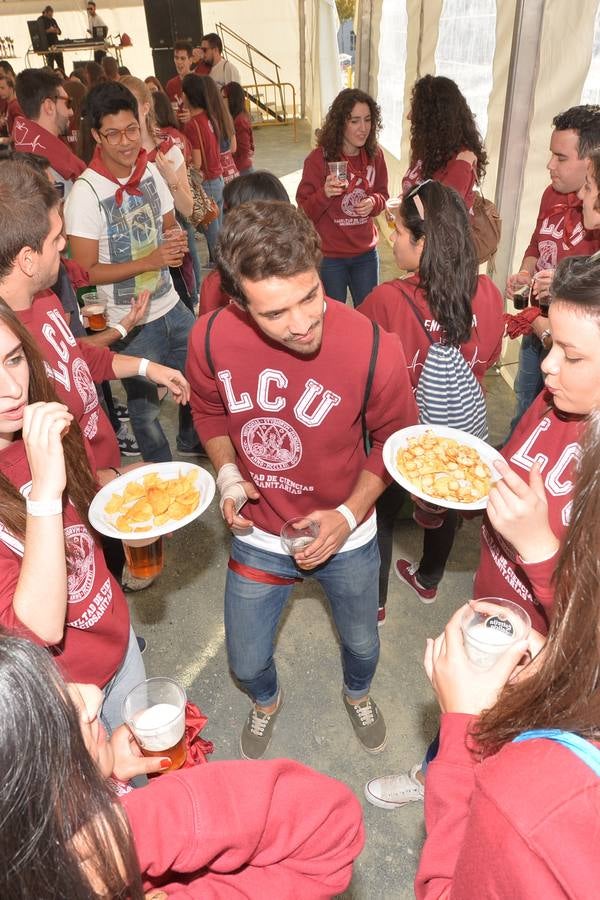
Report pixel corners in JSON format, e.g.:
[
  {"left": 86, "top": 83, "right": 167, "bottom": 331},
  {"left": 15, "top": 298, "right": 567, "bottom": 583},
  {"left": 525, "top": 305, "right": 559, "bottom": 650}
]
[{"left": 216, "top": 22, "right": 298, "bottom": 139}]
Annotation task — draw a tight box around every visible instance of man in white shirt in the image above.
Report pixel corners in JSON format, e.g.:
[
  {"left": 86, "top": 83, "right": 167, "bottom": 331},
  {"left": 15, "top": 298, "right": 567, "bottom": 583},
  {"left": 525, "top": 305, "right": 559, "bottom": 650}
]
[
  {"left": 200, "top": 33, "right": 241, "bottom": 89},
  {"left": 87, "top": 1, "right": 107, "bottom": 62},
  {"left": 65, "top": 82, "right": 201, "bottom": 461}
]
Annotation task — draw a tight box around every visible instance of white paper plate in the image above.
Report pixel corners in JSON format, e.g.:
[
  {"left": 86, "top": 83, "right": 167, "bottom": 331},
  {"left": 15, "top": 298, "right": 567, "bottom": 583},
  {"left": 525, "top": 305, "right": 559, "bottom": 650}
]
[
  {"left": 89, "top": 462, "right": 215, "bottom": 539},
  {"left": 382, "top": 424, "right": 504, "bottom": 511}
]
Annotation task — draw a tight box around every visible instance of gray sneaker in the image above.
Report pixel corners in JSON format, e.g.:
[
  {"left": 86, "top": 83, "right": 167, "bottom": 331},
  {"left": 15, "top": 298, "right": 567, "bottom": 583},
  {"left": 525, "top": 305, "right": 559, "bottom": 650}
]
[
  {"left": 240, "top": 690, "right": 284, "bottom": 760},
  {"left": 343, "top": 691, "right": 387, "bottom": 753}
]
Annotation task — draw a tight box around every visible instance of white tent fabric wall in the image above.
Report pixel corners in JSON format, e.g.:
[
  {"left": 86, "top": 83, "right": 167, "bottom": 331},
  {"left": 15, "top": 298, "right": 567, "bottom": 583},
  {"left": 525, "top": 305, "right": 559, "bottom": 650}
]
[{"left": 303, "top": 0, "right": 343, "bottom": 131}]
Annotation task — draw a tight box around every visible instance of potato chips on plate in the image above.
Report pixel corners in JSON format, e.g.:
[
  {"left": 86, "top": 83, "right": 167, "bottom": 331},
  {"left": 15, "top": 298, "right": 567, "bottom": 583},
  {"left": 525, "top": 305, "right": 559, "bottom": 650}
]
[
  {"left": 89, "top": 462, "right": 216, "bottom": 539},
  {"left": 383, "top": 425, "right": 503, "bottom": 511}
]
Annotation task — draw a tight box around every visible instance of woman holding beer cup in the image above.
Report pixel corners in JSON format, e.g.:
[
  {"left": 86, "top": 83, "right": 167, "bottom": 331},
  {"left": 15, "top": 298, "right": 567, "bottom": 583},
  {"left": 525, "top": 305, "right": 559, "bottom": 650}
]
[
  {"left": 296, "top": 88, "right": 388, "bottom": 306},
  {"left": 0, "top": 302, "right": 148, "bottom": 731},
  {"left": 415, "top": 409, "right": 600, "bottom": 898},
  {"left": 0, "top": 631, "right": 365, "bottom": 898},
  {"left": 365, "top": 252, "right": 600, "bottom": 810}
]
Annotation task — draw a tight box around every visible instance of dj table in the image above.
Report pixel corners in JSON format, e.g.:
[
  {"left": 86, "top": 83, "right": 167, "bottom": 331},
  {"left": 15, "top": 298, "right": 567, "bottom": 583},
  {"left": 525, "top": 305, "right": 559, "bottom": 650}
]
[{"left": 27, "top": 40, "right": 125, "bottom": 67}]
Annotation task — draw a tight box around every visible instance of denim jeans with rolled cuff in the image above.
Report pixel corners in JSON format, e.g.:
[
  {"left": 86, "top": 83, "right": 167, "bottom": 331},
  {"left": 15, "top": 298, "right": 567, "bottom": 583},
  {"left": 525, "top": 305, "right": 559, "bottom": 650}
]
[{"left": 225, "top": 535, "right": 381, "bottom": 707}]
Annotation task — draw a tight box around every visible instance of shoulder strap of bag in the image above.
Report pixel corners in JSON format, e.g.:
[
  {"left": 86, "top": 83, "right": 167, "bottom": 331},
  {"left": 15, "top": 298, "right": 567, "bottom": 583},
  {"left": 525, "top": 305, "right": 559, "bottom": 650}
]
[
  {"left": 361, "top": 320, "right": 380, "bottom": 455},
  {"left": 397, "top": 285, "right": 434, "bottom": 345},
  {"left": 513, "top": 729, "right": 600, "bottom": 776},
  {"left": 204, "top": 307, "right": 224, "bottom": 377},
  {"left": 193, "top": 118, "right": 208, "bottom": 175}
]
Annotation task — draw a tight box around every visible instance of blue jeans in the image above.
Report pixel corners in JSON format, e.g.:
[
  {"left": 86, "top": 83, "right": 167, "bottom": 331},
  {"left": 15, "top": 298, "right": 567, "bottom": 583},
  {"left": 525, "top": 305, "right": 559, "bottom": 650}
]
[
  {"left": 201, "top": 175, "right": 224, "bottom": 261},
  {"left": 508, "top": 333, "right": 546, "bottom": 436},
  {"left": 320, "top": 248, "right": 379, "bottom": 306},
  {"left": 225, "top": 536, "right": 381, "bottom": 706},
  {"left": 179, "top": 212, "right": 202, "bottom": 299},
  {"left": 116, "top": 300, "right": 198, "bottom": 461},
  {"left": 100, "top": 626, "right": 147, "bottom": 734}
]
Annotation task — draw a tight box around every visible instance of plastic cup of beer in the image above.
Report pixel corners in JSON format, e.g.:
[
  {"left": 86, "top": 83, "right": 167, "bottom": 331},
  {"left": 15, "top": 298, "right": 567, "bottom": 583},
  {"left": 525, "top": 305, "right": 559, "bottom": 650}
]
[
  {"left": 122, "top": 676, "right": 187, "bottom": 772},
  {"left": 280, "top": 517, "right": 319, "bottom": 554},
  {"left": 81, "top": 292, "right": 107, "bottom": 332},
  {"left": 461, "top": 598, "right": 531, "bottom": 670},
  {"left": 123, "top": 535, "right": 164, "bottom": 580},
  {"left": 385, "top": 197, "right": 402, "bottom": 233},
  {"left": 327, "top": 160, "right": 348, "bottom": 186}
]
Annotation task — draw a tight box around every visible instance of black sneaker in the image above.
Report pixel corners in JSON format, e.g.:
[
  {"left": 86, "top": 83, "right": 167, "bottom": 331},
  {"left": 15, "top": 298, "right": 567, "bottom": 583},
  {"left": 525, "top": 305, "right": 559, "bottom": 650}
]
[
  {"left": 343, "top": 691, "right": 387, "bottom": 753},
  {"left": 240, "top": 690, "right": 284, "bottom": 760},
  {"left": 114, "top": 403, "right": 130, "bottom": 422},
  {"left": 176, "top": 441, "right": 207, "bottom": 458},
  {"left": 117, "top": 424, "right": 140, "bottom": 457}
]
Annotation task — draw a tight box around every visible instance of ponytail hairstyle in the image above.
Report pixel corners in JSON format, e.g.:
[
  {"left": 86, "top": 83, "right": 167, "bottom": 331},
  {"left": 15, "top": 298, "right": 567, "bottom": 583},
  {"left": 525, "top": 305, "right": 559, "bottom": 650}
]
[
  {"left": 0, "top": 299, "right": 98, "bottom": 540},
  {"left": 400, "top": 180, "right": 478, "bottom": 345}
]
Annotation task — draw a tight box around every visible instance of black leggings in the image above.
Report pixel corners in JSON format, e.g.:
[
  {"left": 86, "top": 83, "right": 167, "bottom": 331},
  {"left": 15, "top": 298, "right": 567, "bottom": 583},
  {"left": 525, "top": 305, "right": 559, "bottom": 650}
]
[{"left": 376, "top": 482, "right": 458, "bottom": 606}]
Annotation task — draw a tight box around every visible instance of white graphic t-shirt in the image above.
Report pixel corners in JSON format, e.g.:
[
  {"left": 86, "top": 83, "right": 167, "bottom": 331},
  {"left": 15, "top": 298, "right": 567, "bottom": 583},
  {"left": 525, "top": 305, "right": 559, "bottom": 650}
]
[{"left": 65, "top": 161, "right": 180, "bottom": 326}]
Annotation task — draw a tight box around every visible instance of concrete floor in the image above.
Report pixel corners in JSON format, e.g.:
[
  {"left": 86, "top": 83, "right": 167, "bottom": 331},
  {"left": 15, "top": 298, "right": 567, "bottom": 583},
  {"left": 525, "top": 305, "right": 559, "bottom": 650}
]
[{"left": 123, "top": 121, "right": 515, "bottom": 899}]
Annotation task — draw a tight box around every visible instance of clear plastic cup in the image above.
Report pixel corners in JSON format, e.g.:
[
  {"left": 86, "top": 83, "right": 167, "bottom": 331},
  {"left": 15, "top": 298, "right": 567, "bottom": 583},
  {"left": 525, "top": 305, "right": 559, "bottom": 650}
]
[
  {"left": 122, "top": 676, "right": 186, "bottom": 772},
  {"left": 327, "top": 160, "right": 348, "bottom": 185},
  {"left": 461, "top": 598, "right": 531, "bottom": 670},
  {"left": 280, "top": 517, "right": 319, "bottom": 554},
  {"left": 80, "top": 292, "right": 107, "bottom": 331},
  {"left": 384, "top": 197, "right": 401, "bottom": 233}
]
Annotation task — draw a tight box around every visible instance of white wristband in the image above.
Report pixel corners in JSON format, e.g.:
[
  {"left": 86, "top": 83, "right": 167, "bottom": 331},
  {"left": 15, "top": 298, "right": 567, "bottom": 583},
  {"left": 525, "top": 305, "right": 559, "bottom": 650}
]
[
  {"left": 26, "top": 497, "right": 63, "bottom": 517},
  {"left": 336, "top": 503, "right": 357, "bottom": 532},
  {"left": 138, "top": 357, "right": 150, "bottom": 377},
  {"left": 112, "top": 322, "right": 128, "bottom": 339}
]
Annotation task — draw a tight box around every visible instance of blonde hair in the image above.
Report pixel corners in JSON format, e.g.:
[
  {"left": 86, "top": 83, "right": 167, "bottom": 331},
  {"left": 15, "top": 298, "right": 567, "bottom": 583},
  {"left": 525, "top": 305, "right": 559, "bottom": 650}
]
[{"left": 121, "top": 75, "right": 157, "bottom": 141}]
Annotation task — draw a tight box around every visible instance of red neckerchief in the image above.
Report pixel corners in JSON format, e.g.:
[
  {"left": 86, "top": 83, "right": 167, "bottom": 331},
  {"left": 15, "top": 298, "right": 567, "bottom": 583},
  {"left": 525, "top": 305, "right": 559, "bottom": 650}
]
[
  {"left": 88, "top": 146, "right": 148, "bottom": 206},
  {"left": 343, "top": 147, "right": 370, "bottom": 190},
  {"left": 12, "top": 116, "right": 86, "bottom": 181},
  {"left": 146, "top": 134, "right": 174, "bottom": 163},
  {"left": 546, "top": 191, "right": 584, "bottom": 248}
]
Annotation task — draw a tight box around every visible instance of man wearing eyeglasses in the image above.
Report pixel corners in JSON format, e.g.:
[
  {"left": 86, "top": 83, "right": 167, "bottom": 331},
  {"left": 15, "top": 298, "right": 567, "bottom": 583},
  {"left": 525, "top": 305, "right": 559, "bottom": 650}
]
[
  {"left": 64, "top": 82, "right": 202, "bottom": 462},
  {"left": 13, "top": 69, "right": 84, "bottom": 199}
]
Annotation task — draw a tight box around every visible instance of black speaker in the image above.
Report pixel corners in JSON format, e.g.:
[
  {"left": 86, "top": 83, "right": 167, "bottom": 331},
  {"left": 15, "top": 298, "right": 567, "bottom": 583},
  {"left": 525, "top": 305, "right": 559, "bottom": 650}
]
[
  {"left": 144, "top": 0, "right": 203, "bottom": 49},
  {"left": 28, "top": 19, "right": 48, "bottom": 52},
  {"left": 152, "top": 48, "right": 176, "bottom": 86}
]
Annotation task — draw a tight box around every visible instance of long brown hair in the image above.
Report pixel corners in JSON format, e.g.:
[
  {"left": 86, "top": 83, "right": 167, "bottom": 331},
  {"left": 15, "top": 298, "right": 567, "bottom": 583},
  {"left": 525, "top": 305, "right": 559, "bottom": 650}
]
[
  {"left": 476, "top": 408, "right": 600, "bottom": 753},
  {"left": 200, "top": 74, "right": 235, "bottom": 143},
  {"left": 0, "top": 630, "right": 144, "bottom": 898},
  {"left": 316, "top": 88, "right": 382, "bottom": 161},
  {"left": 0, "top": 300, "right": 98, "bottom": 539},
  {"left": 409, "top": 75, "right": 487, "bottom": 181}
]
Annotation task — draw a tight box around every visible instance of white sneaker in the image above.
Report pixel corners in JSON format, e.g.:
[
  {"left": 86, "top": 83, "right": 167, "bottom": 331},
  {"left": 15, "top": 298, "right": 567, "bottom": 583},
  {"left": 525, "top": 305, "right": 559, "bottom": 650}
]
[{"left": 364, "top": 763, "right": 425, "bottom": 810}]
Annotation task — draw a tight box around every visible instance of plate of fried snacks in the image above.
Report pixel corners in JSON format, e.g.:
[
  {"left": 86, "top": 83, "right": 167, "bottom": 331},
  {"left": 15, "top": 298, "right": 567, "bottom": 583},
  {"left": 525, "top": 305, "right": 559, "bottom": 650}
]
[
  {"left": 383, "top": 425, "right": 504, "bottom": 510},
  {"left": 89, "top": 462, "right": 216, "bottom": 539}
]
